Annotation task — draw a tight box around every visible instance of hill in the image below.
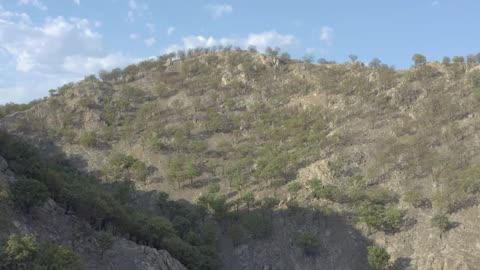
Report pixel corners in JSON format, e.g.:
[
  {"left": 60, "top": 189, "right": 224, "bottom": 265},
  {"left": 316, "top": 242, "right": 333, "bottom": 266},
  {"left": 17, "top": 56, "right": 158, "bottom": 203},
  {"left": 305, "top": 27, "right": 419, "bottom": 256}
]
[{"left": 2, "top": 48, "right": 480, "bottom": 269}]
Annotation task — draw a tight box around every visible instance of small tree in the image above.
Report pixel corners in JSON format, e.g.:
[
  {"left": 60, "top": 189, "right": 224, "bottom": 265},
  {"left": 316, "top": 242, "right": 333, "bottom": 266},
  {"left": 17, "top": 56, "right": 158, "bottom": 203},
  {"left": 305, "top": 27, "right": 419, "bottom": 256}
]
[
  {"left": 184, "top": 159, "right": 201, "bottom": 186},
  {"left": 241, "top": 192, "right": 255, "bottom": 212},
  {"left": 348, "top": 54, "right": 358, "bottom": 63},
  {"left": 97, "top": 232, "right": 113, "bottom": 260},
  {"left": 369, "top": 58, "right": 382, "bottom": 69},
  {"left": 452, "top": 56, "right": 465, "bottom": 65},
  {"left": 367, "top": 245, "right": 390, "bottom": 270},
  {"left": 412, "top": 53, "right": 427, "bottom": 67},
  {"left": 35, "top": 241, "right": 82, "bottom": 270},
  {"left": 442, "top": 56, "right": 451, "bottom": 66},
  {"left": 302, "top": 53, "right": 314, "bottom": 64},
  {"left": 11, "top": 178, "right": 49, "bottom": 213},
  {"left": 4, "top": 234, "right": 38, "bottom": 263}
]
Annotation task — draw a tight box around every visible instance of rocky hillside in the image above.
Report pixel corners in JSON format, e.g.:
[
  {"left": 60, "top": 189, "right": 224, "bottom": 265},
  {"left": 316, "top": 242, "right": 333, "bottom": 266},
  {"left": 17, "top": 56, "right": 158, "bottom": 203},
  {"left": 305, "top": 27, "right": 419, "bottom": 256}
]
[
  {"left": 0, "top": 153, "right": 186, "bottom": 270},
  {"left": 2, "top": 48, "right": 480, "bottom": 269}
]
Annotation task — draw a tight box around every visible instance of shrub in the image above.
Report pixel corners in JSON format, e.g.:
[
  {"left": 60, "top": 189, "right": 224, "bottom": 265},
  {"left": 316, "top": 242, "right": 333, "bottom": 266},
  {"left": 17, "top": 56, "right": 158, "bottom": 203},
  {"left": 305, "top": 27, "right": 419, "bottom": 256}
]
[
  {"left": 404, "top": 188, "right": 431, "bottom": 208},
  {"left": 287, "top": 182, "right": 302, "bottom": 196},
  {"left": 295, "top": 232, "right": 320, "bottom": 256},
  {"left": 367, "top": 245, "right": 390, "bottom": 270},
  {"left": 35, "top": 241, "right": 82, "bottom": 270},
  {"left": 79, "top": 132, "right": 97, "bottom": 147},
  {"left": 356, "top": 203, "right": 403, "bottom": 233},
  {"left": 412, "top": 54, "right": 426, "bottom": 67},
  {"left": 1, "top": 234, "right": 81, "bottom": 269},
  {"left": 97, "top": 232, "right": 113, "bottom": 259},
  {"left": 242, "top": 212, "right": 272, "bottom": 239},
  {"left": 431, "top": 213, "right": 450, "bottom": 233},
  {"left": 11, "top": 178, "right": 49, "bottom": 213},
  {"left": 154, "top": 82, "right": 176, "bottom": 98}
]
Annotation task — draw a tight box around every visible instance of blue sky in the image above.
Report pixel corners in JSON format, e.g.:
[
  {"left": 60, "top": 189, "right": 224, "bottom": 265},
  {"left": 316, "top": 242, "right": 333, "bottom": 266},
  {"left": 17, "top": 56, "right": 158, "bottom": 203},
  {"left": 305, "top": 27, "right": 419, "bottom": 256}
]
[{"left": 0, "top": 0, "right": 479, "bottom": 104}]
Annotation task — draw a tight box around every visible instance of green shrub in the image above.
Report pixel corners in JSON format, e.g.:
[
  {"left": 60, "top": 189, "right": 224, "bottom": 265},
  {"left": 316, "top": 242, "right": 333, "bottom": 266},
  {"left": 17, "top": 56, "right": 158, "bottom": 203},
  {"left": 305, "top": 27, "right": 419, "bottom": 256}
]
[
  {"left": 11, "top": 178, "right": 49, "bottom": 213},
  {"left": 0, "top": 234, "right": 81, "bottom": 269},
  {"left": 295, "top": 232, "right": 320, "bottom": 256},
  {"left": 242, "top": 212, "right": 272, "bottom": 239},
  {"left": 287, "top": 182, "right": 302, "bottom": 196},
  {"left": 356, "top": 203, "right": 403, "bottom": 233},
  {"left": 364, "top": 186, "right": 396, "bottom": 205},
  {"left": 97, "top": 232, "right": 113, "bottom": 259},
  {"left": 404, "top": 188, "right": 431, "bottom": 208},
  {"left": 367, "top": 245, "right": 390, "bottom": 270},
  {"left": 35, "top": 241, "right": 82, "bottom": 269},
  {"left": 78, "top": 132, "right": 97, "bottom": 147},
  {"left": 154, "top": 82, "right": 177, "bottom": 98},
  {"left": 431, "top": 213, "right": 450, "bottom": 232}
]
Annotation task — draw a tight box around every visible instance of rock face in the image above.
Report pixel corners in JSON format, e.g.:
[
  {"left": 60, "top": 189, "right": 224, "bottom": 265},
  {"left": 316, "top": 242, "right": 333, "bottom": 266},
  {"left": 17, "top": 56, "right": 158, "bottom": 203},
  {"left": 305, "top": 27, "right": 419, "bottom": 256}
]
[
  {"left": 0, "top": 155, "right": 186, "bottom": 270},
  {"left": 217, "top": 210, "right": 371, "bottom": 270}
]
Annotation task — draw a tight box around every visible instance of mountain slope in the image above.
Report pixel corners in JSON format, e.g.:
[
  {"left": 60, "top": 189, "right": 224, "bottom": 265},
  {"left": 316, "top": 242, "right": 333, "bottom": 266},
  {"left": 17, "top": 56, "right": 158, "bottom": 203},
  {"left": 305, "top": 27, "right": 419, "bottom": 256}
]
[{"left": 2, "top": 49, "right": 480, "bottom": 269}]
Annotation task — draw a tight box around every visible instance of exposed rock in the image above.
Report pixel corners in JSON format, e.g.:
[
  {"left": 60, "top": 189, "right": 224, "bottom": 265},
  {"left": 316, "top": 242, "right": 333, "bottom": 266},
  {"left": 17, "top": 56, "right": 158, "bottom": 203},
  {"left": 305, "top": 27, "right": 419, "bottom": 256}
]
[{"left": 0, "top": 155, "right": 7, "bottom": 172}]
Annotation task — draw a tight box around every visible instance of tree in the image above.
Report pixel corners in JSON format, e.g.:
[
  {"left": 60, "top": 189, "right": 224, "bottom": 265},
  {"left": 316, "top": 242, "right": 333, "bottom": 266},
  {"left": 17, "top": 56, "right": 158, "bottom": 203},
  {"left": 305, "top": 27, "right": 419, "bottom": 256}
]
[
  {"left": 412, "top": 54, "right": 427, "bottom": 67},
  {"left": 184, "top": 159, "right": 201, "bottom": 186},
  {"left": 442, "top": 56, "right": 451, "bottom": 66},
  {"left": 452, "top": 56, "right": 465, "bottom": 64},
  {"left": 265, "top": 47, "right": 280, "bottom": 57},
  {"left": 241, "top": 192, "right": 255, "bottom": 212},
  {"left": 467, "top": 54, "right": 477, "bottom": 67},
  {"left": 317, "top": 58, "right": 329, "bottom": 64},
  {"left": 35, "top": 242, "right": 82, "bottom": 270},
  {"left": 247, "top": 45, "right": 257, "bottom": 53},
  {"left": 369, "top": 58, "right": 382, "bottom": 69},
  {"left": 1, "top": 234, "right": 81, "bottom": 269},
  {"left": 3, "top": 234, "right": 38, "bottom": 263},
  {"left": 97, "top": 232, "right": 113, "bottom": 260},
  {"left": 348, "top": 54, "right": 358, "bottom": 63},
  {"left": 167, "top": 154, "right": 185, "bottom": 188},
  {"left": 367, "top": 245, "right": 390, "bottom": 270},
  {"left": 302, "top": 53, "right": 314, "bottom": 64},
  {"left": 11, "top": 178, "right": 49, "bottom": 213}
]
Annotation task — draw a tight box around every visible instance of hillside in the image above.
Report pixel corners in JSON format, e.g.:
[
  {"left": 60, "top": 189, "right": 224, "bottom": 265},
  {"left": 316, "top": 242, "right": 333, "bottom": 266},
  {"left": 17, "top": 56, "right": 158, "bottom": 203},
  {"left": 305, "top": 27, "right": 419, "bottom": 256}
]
[{"left": 2, "top": 48, "right": 480, "bottom": 269}]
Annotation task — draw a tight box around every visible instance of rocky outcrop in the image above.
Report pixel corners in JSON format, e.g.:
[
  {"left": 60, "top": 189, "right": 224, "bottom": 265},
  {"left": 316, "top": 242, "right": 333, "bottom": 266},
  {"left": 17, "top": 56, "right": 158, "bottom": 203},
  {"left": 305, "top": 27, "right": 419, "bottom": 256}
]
[{"left": 0, "top": 155, "right": 186, "bottom": 270}]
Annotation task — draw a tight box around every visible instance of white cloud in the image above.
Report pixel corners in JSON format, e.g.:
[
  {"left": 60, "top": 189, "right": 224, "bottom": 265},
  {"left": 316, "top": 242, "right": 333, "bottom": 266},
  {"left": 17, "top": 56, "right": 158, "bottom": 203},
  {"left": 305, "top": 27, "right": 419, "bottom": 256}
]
[
  {"left": 205, "top": 4, "right": 233, "bottom": 19},
  {"left": 167, "top": 26, "right": 175, "bottom": 36},
  {"left": 129, "top": 33, "right": 139, "bottom": 40},
  {"left": 164, "top": 35, "right": 236, "bottom": 53},
  {"left": 164, "top": 31, "right": 296, "bottom": 53},
  {"left": 73, "top": 0, "right": 80, "bottom": 5},
  {"left": 0, "top": 9, "right": 137, "bottom": 104},
  {"left": 246, "top": 31, "right": 296, "bottom": 50},
  {"left": 17, "top": 0, "right": 47, "bottom": 10},
  {"left": 144, "top": 37, "right": 156, "bottom": 47},
  {"left": 127, "top": 0, "right": 148, "bottom": 22},
  {"left": 320, "top": 26, "right": 334, "bottom": 45},
  {"left": 63, "top": 53, "right": 137, "bottom": 74},
  {"left": 431, "top": 1, "right": 439, "bottom": 7}
]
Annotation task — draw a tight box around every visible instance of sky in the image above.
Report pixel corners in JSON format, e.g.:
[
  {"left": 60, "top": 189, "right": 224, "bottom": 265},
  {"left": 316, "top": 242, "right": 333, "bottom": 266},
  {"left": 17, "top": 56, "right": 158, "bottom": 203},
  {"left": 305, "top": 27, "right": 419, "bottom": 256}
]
[{"left": 0, "top": 0, "right": 479, "bottom": 104}]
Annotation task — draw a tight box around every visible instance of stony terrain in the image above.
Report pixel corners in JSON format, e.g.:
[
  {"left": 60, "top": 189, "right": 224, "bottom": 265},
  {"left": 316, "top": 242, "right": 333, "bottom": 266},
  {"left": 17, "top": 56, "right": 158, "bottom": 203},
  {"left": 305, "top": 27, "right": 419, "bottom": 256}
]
[{"left": 2, "top": 49, "right": 480, "bottom": 269}]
